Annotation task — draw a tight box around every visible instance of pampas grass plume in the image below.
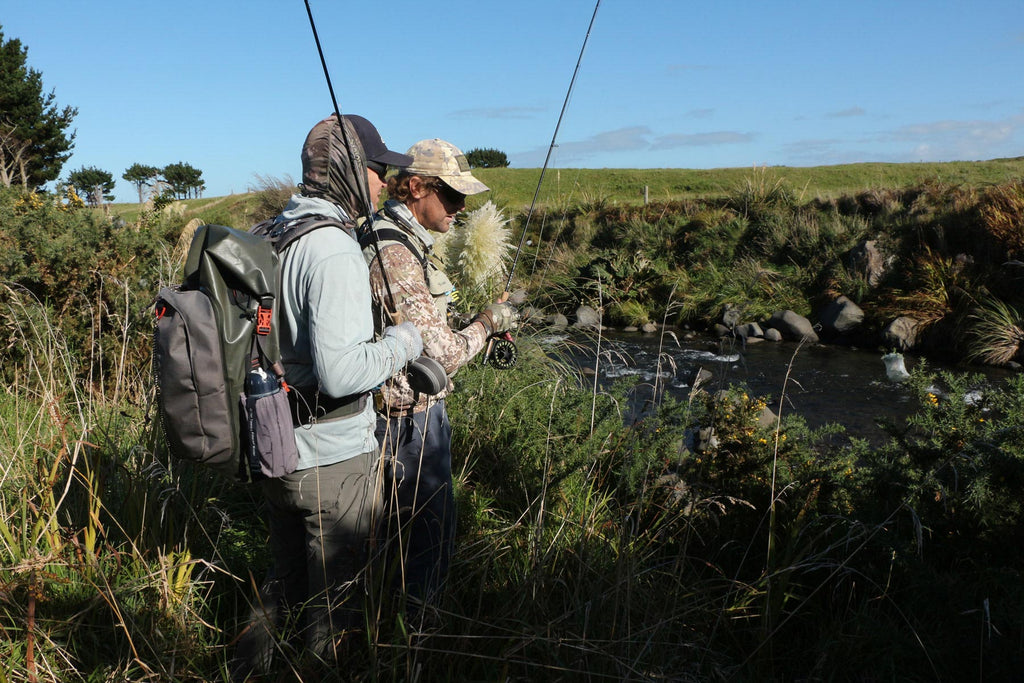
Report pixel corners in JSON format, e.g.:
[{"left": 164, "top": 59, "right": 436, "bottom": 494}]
[{"left": 444, "top": 200, "right": 514, "bottom": 290}]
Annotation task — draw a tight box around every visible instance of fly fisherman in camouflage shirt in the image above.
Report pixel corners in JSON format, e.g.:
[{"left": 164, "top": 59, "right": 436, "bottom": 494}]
[{"left": 360, "top": 139, "right": 517, "bottom": 606}]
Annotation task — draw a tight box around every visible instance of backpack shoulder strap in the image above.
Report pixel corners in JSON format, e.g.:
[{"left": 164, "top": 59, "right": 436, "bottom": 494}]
[
  {"left": 359, "top": 206, "right": 430, "bottom": 274},
  {"left": 357, "top": 225, "right": 428, "bottom": 270},
  {"left": 251, "top": 215, "right": 350, "bottom": 255}
]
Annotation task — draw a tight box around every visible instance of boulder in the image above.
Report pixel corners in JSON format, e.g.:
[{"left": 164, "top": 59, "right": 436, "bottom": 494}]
[
  {"left": 756, "top": 404, "right": 779, "bottom": 429},
  {"left": 721, "top": 304, "right": 742, "bottom": 329},
  {"left": 766, "top": 310, "right": 819, "bottom": 343},
  {"left": 695, "top": 426, "right": 719, "bottom": 453},
  {"left": 520, "top": 305, "right": 543, "bottom": 321},
  {"left": 847, "top": 239, "right": 893, "bottom": 287},
  {"left": 573, "top": 305, "right": 602, "bottom": 329},
  {"left": 734, "top": 322, "right": 764, "bottom": 339},
  {"left": 763, "top": 328, "right": 783, "bottom": 342},
  {"left": 547, "top": 313, "right": 569, "bottom": 330},
  {"left": 508, "top": 288, "right": 529, "bottom": 305},
  {"left": 818, "top": 295, "right": 864, "bottom": 338},
  {"left": 683, "top": 366, "right": 714, "bottom": 392},
  {"left": 883, "top": 316, "right": 920, "bottom": 351},
  {"left": 641, "top": 322, "right": 658, "bottom": 334}
]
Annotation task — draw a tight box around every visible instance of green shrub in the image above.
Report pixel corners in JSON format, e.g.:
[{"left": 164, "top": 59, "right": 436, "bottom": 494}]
[
  {"left": 0, "top": 190, "right": 167, "bottom": 388},
  {"left": 607, "top": 300, "right": 649, "bottom": 327}
]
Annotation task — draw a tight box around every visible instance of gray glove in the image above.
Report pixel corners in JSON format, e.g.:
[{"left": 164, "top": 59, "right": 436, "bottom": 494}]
[
  {"left": 383, "top": 321, "right": 423, "bottom": 362},
  {"left": 474, "top": 302, "right": 518, "bottom": 336}
]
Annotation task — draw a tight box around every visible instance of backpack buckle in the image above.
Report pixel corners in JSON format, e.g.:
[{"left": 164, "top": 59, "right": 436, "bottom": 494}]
[{"left": 256, "top": 305, "right": 272, "bottom": 336}]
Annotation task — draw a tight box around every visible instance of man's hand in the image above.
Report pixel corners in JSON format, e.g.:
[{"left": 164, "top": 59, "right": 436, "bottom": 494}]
[{"left": 474, "top": 302, "right": 518, "bottom": 336}]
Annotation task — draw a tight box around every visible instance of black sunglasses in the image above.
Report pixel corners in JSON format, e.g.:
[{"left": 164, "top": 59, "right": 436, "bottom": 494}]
[
  {"left": 433, "top": 180, "right": 466, "bottom": 206},
  {"left": 367, "top": 161, "right": 387, "bottom": 182}
]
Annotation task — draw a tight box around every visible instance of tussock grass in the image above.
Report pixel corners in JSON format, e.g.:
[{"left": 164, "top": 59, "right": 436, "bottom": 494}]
[
  {"left": 966, "top": 296, "right": 1024, "bottom": 366},
  {"left": 439, "top": 200, "right": 515, "bottom": 310}
]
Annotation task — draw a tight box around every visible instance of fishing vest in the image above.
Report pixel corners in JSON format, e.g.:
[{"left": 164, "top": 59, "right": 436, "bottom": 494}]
[{"left": 358, "top": 205, "right": 455, "bottom": 321}]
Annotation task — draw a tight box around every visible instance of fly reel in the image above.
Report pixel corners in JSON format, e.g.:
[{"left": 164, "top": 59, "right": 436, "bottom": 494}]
[{"left": 485, "top": 333, "right": 518, "bottom": 369}]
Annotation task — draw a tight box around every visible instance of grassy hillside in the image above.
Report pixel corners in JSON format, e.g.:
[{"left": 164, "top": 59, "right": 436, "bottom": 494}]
[
  {"left": 472, "top": 157, "right": 1024, "bottom": 210},
  {"left": 103, "top": 157, "right": 1024, "bottom": 225}
]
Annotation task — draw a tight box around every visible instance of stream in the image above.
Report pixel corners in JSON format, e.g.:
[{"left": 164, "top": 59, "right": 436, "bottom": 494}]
[{"left": 561, "top": 330, "right": 1017, "bottom": 444}]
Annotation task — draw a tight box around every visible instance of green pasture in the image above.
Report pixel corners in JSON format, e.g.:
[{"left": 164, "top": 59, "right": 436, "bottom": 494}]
[
  {"left": 102, "top": 157, "right": 1024, "bottom": 224},
  {"left": 475, "top": 157, "right": 1024, "bottom": 209}
]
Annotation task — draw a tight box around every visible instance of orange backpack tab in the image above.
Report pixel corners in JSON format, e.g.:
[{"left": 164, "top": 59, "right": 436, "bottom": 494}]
[{"left": 256, "top": 305, "right": 273, "bottom": 336}]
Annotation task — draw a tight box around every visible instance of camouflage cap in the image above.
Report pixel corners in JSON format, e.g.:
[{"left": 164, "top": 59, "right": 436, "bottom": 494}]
[{"left": 403, "top": 139, "right": 489, "bottom": 196}]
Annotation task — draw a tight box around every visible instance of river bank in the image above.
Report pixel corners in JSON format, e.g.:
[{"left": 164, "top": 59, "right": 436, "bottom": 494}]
[{"left": 506, "top": 175, "right": 1024, "bottom": 382}]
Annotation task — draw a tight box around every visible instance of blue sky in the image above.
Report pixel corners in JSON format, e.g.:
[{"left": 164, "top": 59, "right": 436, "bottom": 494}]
[{"left": 4, "top": 1, "right": 1024, "bottom": 201}]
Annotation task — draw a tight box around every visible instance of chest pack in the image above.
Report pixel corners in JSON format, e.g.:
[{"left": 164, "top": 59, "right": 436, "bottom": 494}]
[
  {"left": 152, "top": 216, "right": 349, "bottom": 482},
  {"left": 358, "top": 209, "right": 455, "bottom": 319}
]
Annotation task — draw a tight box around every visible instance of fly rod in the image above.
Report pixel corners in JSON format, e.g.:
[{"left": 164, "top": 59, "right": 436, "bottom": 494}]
[{"left": 503, "top": 0, "right": 602, "bottom": 294}]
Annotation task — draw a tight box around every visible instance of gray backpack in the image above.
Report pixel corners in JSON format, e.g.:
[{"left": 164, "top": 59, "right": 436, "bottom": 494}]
[
  {"left": 153, "top": 224, "right": 296, "bottom": 482},
  {"left": 153, "top": 218, "right": 360, "bottom": 481}
]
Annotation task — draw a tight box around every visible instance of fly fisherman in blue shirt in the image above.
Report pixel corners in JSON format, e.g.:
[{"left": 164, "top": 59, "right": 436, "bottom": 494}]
[{"left": 231, "top": 113, "right": 420, "bottom": 678}]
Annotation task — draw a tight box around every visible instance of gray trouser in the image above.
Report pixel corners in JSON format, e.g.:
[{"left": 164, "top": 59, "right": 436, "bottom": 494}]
[
  {"left": 231, "top": 450, "right": 381, "bottom": 676},
  {"left": 375, "top": 400, "right": 455, "bottom": 603}
]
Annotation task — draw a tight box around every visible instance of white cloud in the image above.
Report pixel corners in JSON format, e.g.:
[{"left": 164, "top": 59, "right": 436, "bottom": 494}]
[
  {"left": 513, "top": 126, "right": 652, "bottom": 165},
  {"left": 512, "top": 125, "right": 756, "bottom": 166},
  {"left": 877, "top": 113, "right": 1024, "bottom": 160},
  {"left": 783, "top": 113, "right": 1024, "bottom": 166},
  {"left": 653, "top": 131, "right": 754, "bottom": 149},
  {"left": 686, "top": 108, "right": 715, "bottom": 119}
]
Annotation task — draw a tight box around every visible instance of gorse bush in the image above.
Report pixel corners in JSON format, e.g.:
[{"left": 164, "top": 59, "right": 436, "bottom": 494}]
[
  {"left": 439, "top": 337, "right": 1024, "bottom": 679},
  {"left": 0, "top": 188, "right": 164, "bottom": 390},
  {"left": 861, "top": 369, "right": 1024, "bottom": 560}
]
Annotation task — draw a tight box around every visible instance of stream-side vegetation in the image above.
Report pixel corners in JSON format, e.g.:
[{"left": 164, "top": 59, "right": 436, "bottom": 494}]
[{"left": 2, "top": 163, "right": 1024, "bottom": 680}]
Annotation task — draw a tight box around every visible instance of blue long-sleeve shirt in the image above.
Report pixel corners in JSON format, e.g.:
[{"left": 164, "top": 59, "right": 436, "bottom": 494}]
[{"left": 277, "top": 195, "right": 413, "bottom": 469}]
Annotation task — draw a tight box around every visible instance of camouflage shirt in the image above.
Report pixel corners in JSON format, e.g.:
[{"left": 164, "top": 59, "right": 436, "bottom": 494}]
[{"left": 363, "top": 200, "right": 489, "bottom": 415}]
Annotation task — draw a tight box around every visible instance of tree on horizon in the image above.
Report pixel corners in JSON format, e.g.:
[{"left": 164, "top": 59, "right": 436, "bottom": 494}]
[
  {"left": 67, "top": 165, "right": 115, "bottom": 206},
  {"left": 162, "top": 161, "right": 204, "bottom": 199},
  {"left": 0, "top": 26, "right": 77, "bottom": 189},
  {"left": 123, "top": 163, "right": 162, "bottom": 204},
  {"left": 465, "top": 148, "right": 510, "bottom": 169}
]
